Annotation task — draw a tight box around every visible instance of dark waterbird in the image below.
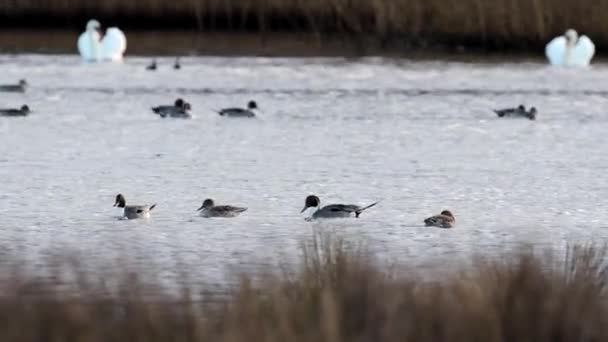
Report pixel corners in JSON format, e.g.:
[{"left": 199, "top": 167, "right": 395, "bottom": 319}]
[
  {"left": 216, "top": 100, "right": 259, "bottom": 118},
  {"left": 493, "top": 105, "right": 537, "bottom": 120},
  {"left": 146, "top": 59, "right": 157, "bottom": 71},
  {"left": 0, "top": 79, "right": 27, "bottom": 93},
  {"left": 152, "top": 98, "right": 192, "bottom": 118},
  {"left": 0, "top": 105, "right": 30, "bottom": 117}
]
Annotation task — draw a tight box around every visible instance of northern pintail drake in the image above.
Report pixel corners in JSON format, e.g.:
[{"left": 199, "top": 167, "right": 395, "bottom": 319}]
[
  {"left": 146, "top": 59, "right": 157, "bottom": 70},
  {"left": 300, "top": 195, "right": 378, "bottom": 220},
  {"left": 0, "top": 79, "right": 27, "bottom": 92},
  {"left": 152, "top": 98, "right": 192, "bottom": 118},
  {"left": 197, "top": 198, "right": 247, "bottom": 218},
  {"left": 494, "top": 105, "right": 536, "bottom": 120},
  {"left": 424, "top": 210, "right": 455, "bottom": 228},
  {"left": 0, "top": 105, "right": 30, "bottom": 117},
  {"left": 113, "top": 193, "right": 156, "bottom": 219},
  {"left": 174, "top": 57, "right": 181, "bottom": 70},
  {"left": 217, "top": 100, "right": 258, "bottom": 118}
]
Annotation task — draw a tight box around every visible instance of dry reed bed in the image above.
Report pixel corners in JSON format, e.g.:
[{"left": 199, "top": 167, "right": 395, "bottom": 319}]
[
  {"left": 0, "top": 233, "right": 607, "bottom": 341},
  {"left": 1, "top": 0, "right": 607, "bottom": 49}
]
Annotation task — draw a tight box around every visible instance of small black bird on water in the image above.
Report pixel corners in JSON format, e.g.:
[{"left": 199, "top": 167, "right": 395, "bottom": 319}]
[
  {"left": 146, "top": 59, "right": 157, "bottom": 71},
  {"left": 174, "top": 57, "right": 181, "bottom": 70}
]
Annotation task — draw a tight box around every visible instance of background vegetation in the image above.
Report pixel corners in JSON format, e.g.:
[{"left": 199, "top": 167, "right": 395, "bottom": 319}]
[{"left": 0, "top": 0, "right": 604, "bottom": 51}]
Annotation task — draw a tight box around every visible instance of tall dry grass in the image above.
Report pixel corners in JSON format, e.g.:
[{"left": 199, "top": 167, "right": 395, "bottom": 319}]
[
  {"left": 0, "top": 233, "right": 607, "bottom": 341},
  {"left": 1, "top": 0, "right": 606, "bottom": 49}
]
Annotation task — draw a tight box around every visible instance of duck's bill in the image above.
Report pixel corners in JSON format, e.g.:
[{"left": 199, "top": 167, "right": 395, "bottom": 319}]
[
  {"left": 113, "top": 202, "right": 118, "bottom": 207},
  {"left": 196, "top": 206, "right": 204, "bottom": 211},
  {"left": 300, "top": 206, "right": 309, "bottom": 213}
]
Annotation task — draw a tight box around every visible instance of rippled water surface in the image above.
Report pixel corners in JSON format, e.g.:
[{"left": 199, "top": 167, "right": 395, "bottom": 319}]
[{"left": 1, "top": 55, "right": 607, "bottom": 284}]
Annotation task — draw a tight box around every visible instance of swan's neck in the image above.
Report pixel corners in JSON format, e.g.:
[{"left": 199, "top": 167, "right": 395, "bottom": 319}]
[{"left": 89, "top": 31, "right": 101, "bottom": 62}]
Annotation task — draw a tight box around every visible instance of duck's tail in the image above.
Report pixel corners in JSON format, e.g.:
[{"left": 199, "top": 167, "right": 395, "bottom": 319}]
[
  {"left": 355, "top": 201, "right": 379, "bottom": 218},
  {"left": 149, "top": 204, "right": 157, "bottom": 211}
]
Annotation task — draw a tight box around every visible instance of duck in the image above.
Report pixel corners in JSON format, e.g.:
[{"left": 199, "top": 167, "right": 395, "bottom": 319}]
[
  {"left": 424, "top": 210, "right": 455, "bottom": 228},
  {"left": 197, "top": 199, "right": 247, "bottom": 218},
  {"left": 77, "top": 19, "right": 126, "bottom": 62},
  {"left": 152, "top": 98, "right": 192, "bottom": 118},
  {"left": 174, "top": 57, "right": 181, "bottom": 70},
  {"left": 113, "top": 193, "right": 156, "bottom": 219},
  {"left": 0, "top": 105, "right": 30, "bottom": 117},
  {"left": 546, "top": 29, "right": 595, "bottom": 66},
  {"left": 300, "top": 195, "right": 378, "bottom": 220},
  {"left": 146, "top": 59, "right": 157, "bottom": 71},
  {"left": 217, "top": 100, "right": 258, "bottom": 118},
  {"left": 0, "top": 79, "right": 27, "bottom": 92},
  {"left": 493, "top": 105, "right": 536, "bottom": 120}
]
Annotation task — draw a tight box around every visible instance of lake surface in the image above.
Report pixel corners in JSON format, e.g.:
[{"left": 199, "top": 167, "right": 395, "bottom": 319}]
[{"left": 1, "top": 55, "right": 607, "bottom": 285}]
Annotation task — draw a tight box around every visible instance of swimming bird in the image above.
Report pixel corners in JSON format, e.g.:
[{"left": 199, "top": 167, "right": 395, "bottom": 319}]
[
  {"left": 0, "top": 105, "right": 30, "bottom": 117},
  {"left": 546, "top": 29, "right": 595, "bottom": 66},
  {"left": 113, "top": 193, "right": 156, "bottom": 219},
  {"left": 300, "top": 195, "right": 378, "bottom": 219},
  {"left": 152, "top": 98, "right": 192, "bottom": 118},
  {"left": 424, "top": 210, "right": 455, "bottom": 228},
  {"left": 0, "top": 79, "right": 27, "bottom": 92},
  {"left": 217, "top": 100, "right": 258, "bottom": 118},
  {"left": 146, "top": 59, "right": 157, "bottom": 71},
  {"left": 197, "top": 199, "right": 247, "bottom": 218},
  {"left": 78, "top": 19, "right": 127, "bottom": 62},
  {"left": 494, "top": 105, "right": 536, "bottom": 120},
  {"left": 174, "top": 57, "right": 181, "bottom": 70}
]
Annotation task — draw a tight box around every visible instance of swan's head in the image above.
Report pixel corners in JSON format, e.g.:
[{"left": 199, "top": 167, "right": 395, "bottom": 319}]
[
  {"left": 86, "top": 19, "right": 101, "bottom": 33},
  {"left": 565, "top": 29, "right": 579, "bottom": 44}
]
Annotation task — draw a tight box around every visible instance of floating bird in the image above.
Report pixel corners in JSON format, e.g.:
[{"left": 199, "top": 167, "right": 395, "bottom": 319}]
[
  {"left": 197, "top": 199, "right": 247, "bottom": 218},
  {"left": 546, "top": 29, "right": 595, "bottom": 66},
  {"left": 113, "top": 193, "right": 156, "bottom": 219},
  {"left": 494, "top": 105, "right": 536, "bottom": 120},
  {"left": 0, "top": 105, "right": 30, "bottom": 117},
  {"left": 152, "top": 98, "right": 192, "bottom": 118},
  {"left": 216, "top": 100, "right": 259, "bottom": 118},
  {"left": 424, "top": 210, "right": 455, "bottom": 228},
  {"left": 78, "top": 19, "right": 127, "bottom": 62},
  {"left": 146, "top": 59, "right": 157, "bottom": 71},
  {"left": 0, "top": 79, "right": 27, "bottom": 93},
  {"left": 174, "top": 57, "right": 181, "bottom": 70},
  {"left": 300, "top": 195, "right": 378, "bottom": 220}
]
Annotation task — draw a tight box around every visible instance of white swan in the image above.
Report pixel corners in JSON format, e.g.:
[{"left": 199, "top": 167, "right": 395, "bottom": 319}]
[
  {"left": 77, "top": 19, "right": 127, "bottom": 62},
  {"left": 545, "top": 29, "right": 594, "bottom": 66}
]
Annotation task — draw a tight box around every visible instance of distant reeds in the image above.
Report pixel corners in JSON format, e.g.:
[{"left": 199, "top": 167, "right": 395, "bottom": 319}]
[
  {"left": 0, "top": 232, "right": 607, "bottom": 341},
  {"left": 1, "top": 0, "right": 606, "bottom": 51}
]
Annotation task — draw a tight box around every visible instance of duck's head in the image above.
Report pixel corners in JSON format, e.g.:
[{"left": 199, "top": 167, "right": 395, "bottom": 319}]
[
  {"left": 301, "top": 195, "right": 321, "bottom": 213},
  {"left": 517, "top": 104, "right": 525, "bottom": 111},
  {"left": 440, "top": 210, "right": 454, "bottom": 218},
  {"left": 197, "top": 199, "right": 214, "bottom": 211},
  {"left": 565, "top": 29, "right": 579, "bottom": 44},
  {"left": 86, "top": 19, "right": 101, "bottom": 33},
  {"left": 114, "top": 194, "right": 126, "bottom": 208},
  {"left": 183, "top": 102, "right": 192, "bottom": 111},
  {"left": 19, "top": 79, "right": 27, "bottom": 87},
  {"left": 248, "top": 100, "right": 258, "bottom": 110},
  {"left": 20, "top": 105, "right": 30, "bottom": 113},
  {"left": 528, "top": 107, "right": 537, "bottom": 120},
  {"left": 174, "top": 98, "right": 185, "bottom": 107}
]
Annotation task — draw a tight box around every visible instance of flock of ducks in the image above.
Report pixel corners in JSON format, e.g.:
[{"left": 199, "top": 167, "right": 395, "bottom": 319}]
[{"left": 113, "top": 193, "right": 455, "bottom": 228}]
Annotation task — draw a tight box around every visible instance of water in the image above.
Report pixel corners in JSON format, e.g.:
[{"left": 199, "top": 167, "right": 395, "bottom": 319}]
[{"left": 1, "top": 55, "right": 607, "bottom": 285}]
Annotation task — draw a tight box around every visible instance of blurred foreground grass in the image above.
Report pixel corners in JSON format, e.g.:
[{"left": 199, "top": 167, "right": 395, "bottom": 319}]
[{"left": 0, "top": 232, "right": 607, "bottom": 341}]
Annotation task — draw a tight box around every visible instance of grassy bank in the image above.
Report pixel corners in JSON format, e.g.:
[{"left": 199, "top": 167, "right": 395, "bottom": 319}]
[
  {"left": 1, "top": 233, "right": 607, "bottom": 341},
  {"left": 0, "top": 0, "right": 606, "bottom": 52}
]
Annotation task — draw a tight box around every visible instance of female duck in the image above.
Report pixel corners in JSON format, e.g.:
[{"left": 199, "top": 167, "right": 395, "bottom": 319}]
[
  {"left": 0, "top": 79, "right": 27, "bottom": 92},
  {"left": 197, "top": 199, "right": 247, "bottom": 218},
  {"left": 152, "top": 98, "right": 192, "bottom": 118},
  {"left": 217, "top": 100, "right": 258, "bottom": 118},
  {"left": 0, "top": 105, "right": 30, "bottom": 117},
  {"left": 113, "top": 194, "right": 156, "bottom": 219},
  {"left": 300, "top": 195, "right": 377, "bottom": 220},
  {"left": 424, "top": 210, "right": 455, "bottom": 228}
]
